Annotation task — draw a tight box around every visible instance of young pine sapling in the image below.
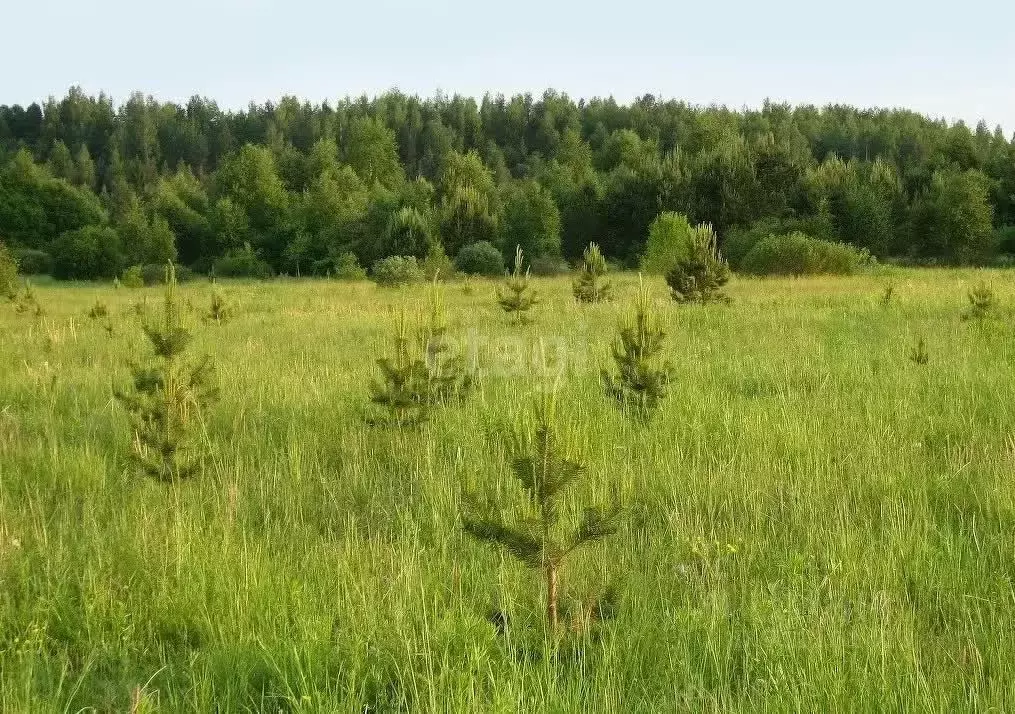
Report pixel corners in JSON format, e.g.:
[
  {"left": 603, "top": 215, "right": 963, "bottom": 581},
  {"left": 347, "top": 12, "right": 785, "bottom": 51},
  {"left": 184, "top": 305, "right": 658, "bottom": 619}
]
[
  {"left": 462, "top": 393, "right": 622, "bottom": 631},
  {"left": 602, "top": 277, "right": 673, "bottom": 418},
  {"left": 116, "top": 262, "right": 218, "bottom": 481},
  {"left": 498, "top": 245, "right": 538, "bottom": 324},
  {"left": 665, "top": 223, "right": 731, "bottom": 304},
  {"left": 572, "top": 242, "right": 613, "bottom": 304}
]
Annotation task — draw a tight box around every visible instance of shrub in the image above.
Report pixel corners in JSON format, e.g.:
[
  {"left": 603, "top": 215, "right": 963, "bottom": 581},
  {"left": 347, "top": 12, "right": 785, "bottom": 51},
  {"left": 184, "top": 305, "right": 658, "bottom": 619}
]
[
  {"left": 665, "top": 223, "right": 731, "bottom": 304},
  {"left": 641, "top": 212, "right": 693, "bottom": 275},
  {"left": 212, "top": 243, "right": 273, "bottom": 279},
  {"left": 11, "top": 248, "right": 52, "bottom": 276},
  {"left": 50, "top": 225, "right": 125, "bottom": 280},
  {"left": 454, "top": 241, "right": 504, "bottom": 276},
  {"left": 739, "top": 232, "right": 871, "bottom": 276},
  {"left": 0, "top": 241, "right": 18, "bottom": 298},
  {"left": 121, "top": 265, "right": 145, "bottom": 288},
  {"left": 140, "top": 263, "right": 196, "bottom": 285},
  {"left": 332, "top": 252, "right": 367, "bottom": 280},
  {"left": 371, "top": 255, "right": 424, "bottom": 287},
  {"left": 528, "top": 255, "right": 570, "bottom": 276}
]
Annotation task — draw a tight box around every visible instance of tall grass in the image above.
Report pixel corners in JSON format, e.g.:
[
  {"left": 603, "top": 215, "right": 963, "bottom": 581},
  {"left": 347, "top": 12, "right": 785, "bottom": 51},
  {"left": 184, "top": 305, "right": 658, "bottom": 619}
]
[{"left": 1, "top": 269, "right": 1014, "bottom": 711}]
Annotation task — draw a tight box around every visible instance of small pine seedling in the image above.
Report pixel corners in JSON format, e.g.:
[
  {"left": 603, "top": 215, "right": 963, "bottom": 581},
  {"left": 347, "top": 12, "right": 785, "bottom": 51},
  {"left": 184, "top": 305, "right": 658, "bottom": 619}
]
[
  {"left": 665, "top": 223, "right": 731, "bottom": 304},
  {"left": 370, "top": 283, "right": 473, "bottom": 425},
  {"left": 13, "top": 281, "right": 44, "bottom": 317},
  {"left": 420, "top": 279, "right": 473, "bottom": 406},
  {"left": 204, "top": 286, "right": 235, "bottom": 325},
  {"left": 462, "top": 392, "right": 622, "bottom": 632},
  {"left": 497, "top": 245, "right": 539, "bottom": 324},
  {"left": 88, "top": 300, "right": 109, "bottom": 319},
  {"left": 881, "top": 283, "right": 895, "bottom": 306},
  {"left": 909, "top": 336, "right": 929, "bottom": 365},
  {"left": 962, "top": 282, "right": 995, "bottom": 321},
  {"left": 116, "top": 262, "right": 218, "bottom": 481},
  {"left": 602, "top": 277, "right": 673, "bottom": 418},
  {"left": 572, "top": 242, "right": 613, "bottom": 303}
]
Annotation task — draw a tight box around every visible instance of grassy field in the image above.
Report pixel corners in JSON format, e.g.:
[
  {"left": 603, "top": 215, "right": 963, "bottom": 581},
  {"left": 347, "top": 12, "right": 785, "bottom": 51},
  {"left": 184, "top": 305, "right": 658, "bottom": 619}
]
[{"left": 1, "top": 269, "right": 1014, "bottom": 712}]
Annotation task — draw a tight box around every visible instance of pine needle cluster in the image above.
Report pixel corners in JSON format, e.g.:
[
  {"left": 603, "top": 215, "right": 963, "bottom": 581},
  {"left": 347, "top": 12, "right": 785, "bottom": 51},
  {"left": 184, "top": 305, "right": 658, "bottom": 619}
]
[
  {"left": 461, "top": 393, "right": 622, "bottom": 631},
  {"left": 602, "top": 278, "right": 673, "bottom": 417},
  {"left": 116, "top": 263, "right": 218, "bottom": 481},
  {"left": 572, "top": 242, "right": 612, "bottom": 303},
  {"left": 497, "top": 245, "right": 539, "bottom": 323}
]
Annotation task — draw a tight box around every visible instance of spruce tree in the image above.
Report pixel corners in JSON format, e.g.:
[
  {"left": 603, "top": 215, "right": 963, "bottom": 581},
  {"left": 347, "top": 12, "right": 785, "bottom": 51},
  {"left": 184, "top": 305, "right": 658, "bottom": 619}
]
[
  {"left": 497, "top": 245, "right": 538, "bottom": 324},
  {"left": 572, "top": 242, "right": 613, "bottom": 303},
  {"left": 116, "top": 263, "right": 218, "bottom": 481},
  {"left": 665, "top": 223, "right": 731, "bottom": 304},
  {"left": 602, "top": 277, "right": 673, "bottom": 417},
  {"left": 462, "top": 393, "right": 622, "bottom": 631}
]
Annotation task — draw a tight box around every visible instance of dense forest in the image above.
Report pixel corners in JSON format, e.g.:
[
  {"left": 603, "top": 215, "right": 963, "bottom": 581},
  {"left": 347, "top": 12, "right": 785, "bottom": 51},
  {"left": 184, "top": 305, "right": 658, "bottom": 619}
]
[{"left": 1, "top": 87, "right": 1013, "bottom": 279}]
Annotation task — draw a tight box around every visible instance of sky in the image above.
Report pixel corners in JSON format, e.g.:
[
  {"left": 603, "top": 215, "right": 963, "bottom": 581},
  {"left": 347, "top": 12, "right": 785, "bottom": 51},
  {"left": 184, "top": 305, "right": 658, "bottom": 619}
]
[{"left": 3, "top": 0, "right": 1013, "bottom": 133}]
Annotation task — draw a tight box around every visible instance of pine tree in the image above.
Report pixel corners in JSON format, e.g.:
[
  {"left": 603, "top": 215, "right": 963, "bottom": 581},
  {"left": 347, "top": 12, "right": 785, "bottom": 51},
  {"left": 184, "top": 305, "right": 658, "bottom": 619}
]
[
  {"left": 572, "top": 242, "right": 612, "bottom": 303},
  {"left": 462, "top": 393, "right": 622, "bottom": 631},
  {"left": 665, "top": 223, "right": 731, "bottom": 304},
  {"left": 909, "top": 336, "right": 929, "bottom": 365},
  {"left": 602, "top": 277, "right": 673, "bottom": 417},
  {"left": 203, "top": 282, "right": 235, "bottom": 324},
  {"left": 962, "top": 282, "right": 995, "bottom": 321},
  {"left": 116, "top": 263, "right": 218, "bottom": 481},
  {"left": 420, "top": 279, "right": 473, "bottom": 405},
  {"left": 0, "top": 241, "right": 17, "bottom": 300},
  {"left": 497, "top": 245, "right": 538, "bottom": 324},
  {"left": 370, "top": 282, "right": 473, "bottom": 425}
]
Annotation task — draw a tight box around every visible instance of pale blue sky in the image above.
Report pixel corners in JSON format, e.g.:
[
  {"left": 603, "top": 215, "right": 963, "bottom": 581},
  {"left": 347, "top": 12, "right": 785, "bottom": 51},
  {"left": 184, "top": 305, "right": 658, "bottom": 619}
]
[{"left": 4, "top": 0, "right": 1013, "bottom": 132}]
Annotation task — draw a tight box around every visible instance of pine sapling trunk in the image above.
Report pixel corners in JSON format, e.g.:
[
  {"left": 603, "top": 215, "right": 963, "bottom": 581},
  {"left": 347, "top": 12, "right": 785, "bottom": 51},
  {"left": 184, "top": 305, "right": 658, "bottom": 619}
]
[{"left": 546, "top": 560, "right": 559, "bottom": 631}]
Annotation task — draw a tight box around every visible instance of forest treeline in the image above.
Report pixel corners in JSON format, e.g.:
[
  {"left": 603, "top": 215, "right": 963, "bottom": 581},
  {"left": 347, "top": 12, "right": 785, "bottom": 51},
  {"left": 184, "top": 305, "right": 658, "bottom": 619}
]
[{"left": 1, "top": 87, "right": 1013, "bottom": 279}]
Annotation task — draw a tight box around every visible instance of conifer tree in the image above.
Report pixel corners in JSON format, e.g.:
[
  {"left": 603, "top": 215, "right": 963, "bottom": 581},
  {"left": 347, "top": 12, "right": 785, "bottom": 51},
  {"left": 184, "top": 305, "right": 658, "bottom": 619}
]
[
  {"left": 462, "top": 393, "right": 622, "bottom": 631},
  {"left": 203, "top": 281, "right": 235, "bottom": 324},
  {"left": 497, "top": 245, "right": 538, "bottom": 324},
  {"left": 420, "top": 279, "right": 473, "bottom": 405},
  {"left": 369, "top": 282, "right": 473, "bottom": 425},
  {"left": 602, "top": 277, "right": 673, "bottom": 417},
  {"left": 962, "top": 281, "right": 995, "bottom": 321},
  {"left": 572, "top": 242, "right": 613, "bottom": 303},
  {"left": 116, "top": 262, "right": 218, "bottom": 481},
  {"left": 0, "top": 242, "right": 18, "bottom": 300},
  {"left": 665, "top": 223, "right": 731, "bottom": 304}
]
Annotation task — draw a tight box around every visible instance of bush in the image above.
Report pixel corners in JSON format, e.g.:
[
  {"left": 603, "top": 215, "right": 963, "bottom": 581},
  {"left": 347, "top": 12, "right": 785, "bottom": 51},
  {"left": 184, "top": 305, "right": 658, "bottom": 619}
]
[
  {"left": 455, "top": 241, "right": 504, "bottom": 276},
  {"left": 0, "top": 241, "right": 18, "bottom": 297},
  {"left": 121, "top": 265, "right": 145, "bottom": 288},
  {"left": 212, "top": 244, "right": 273, "bottom": 279},
  {"left": 332, "top": 252, "right": 367, "bottom": 280},
  {"left": 50, "top": 226, "right": 124, "bottom": 280},
  {"left": 739, "top": 232, "right": 871, "bottom": 276},
  {"left": 528, "top": 255, "right": 570, "bottom": 276},
  {"left": 371, "top": 255, "right": 424, "bottom": 287},
  {"left": 11, "top": 248, "right": 52, "bottom": 276},
  {"left": 140, "top": 263, "right": 197, "bottom": 285},
  {"left": 641, "top": 212, "right": 693, "bottom": 275},
  {"left": 997, "top": 225, "right": 1015, "bottom": 255}
]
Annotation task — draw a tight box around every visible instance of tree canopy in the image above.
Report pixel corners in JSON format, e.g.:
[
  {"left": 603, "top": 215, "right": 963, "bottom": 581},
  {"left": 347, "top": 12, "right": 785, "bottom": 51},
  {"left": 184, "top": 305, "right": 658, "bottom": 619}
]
[{"left": 1, "top": 88, "right": 1012, "bottom": 279}]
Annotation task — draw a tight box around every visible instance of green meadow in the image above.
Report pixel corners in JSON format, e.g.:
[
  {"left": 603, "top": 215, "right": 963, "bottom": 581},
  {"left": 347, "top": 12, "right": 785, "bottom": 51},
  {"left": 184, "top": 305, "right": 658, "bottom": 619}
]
[{"left": 1, "top": 269, "right": 1014, "bottom": 711}]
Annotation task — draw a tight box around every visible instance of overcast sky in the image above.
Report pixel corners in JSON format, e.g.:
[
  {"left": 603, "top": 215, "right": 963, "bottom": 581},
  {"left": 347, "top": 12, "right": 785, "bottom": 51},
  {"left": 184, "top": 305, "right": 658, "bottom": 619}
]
[{"left": 3, "top": 0, "right": 1013, "bottom": 133}]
